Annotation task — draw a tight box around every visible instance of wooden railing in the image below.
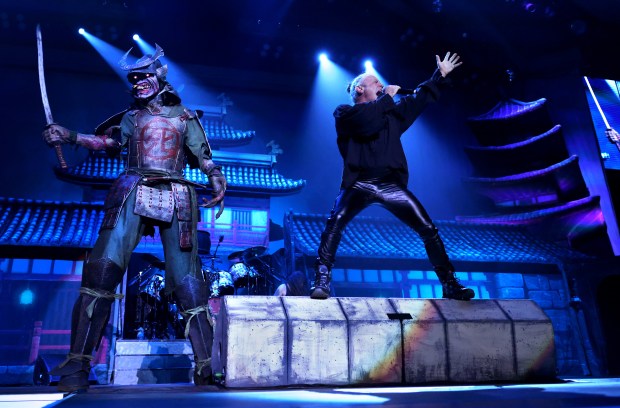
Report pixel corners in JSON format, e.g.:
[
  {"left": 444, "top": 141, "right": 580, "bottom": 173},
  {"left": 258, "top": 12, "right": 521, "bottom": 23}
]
[
  {"left": 29, "top": 321, "right": 108, "bottom": 364},
  {"left": 135, "top": 221, "right": 268, "bottom": 250}
]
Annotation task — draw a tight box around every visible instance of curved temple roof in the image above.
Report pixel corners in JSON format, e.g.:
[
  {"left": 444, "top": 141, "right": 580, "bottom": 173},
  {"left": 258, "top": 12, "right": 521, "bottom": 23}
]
[
  {"left": 54, "top": 150, "right": 306, "bottom": 196},
  {"left": 466, "top": 98, "right": 554, "bottom": 147},
  {"left": 201, "top": 116, "right": 255, "bottom": 148}
]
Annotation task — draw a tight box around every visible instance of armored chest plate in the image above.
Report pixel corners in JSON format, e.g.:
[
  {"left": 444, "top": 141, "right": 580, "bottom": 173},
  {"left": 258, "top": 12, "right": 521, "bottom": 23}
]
[{"left": 128, "top": 109, "right": 187, "bottom": 173}]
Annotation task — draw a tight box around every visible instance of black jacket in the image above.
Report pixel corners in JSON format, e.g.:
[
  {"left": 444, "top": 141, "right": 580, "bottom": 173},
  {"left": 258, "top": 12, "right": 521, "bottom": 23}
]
[{"left": 334, "top": 70, "right": 446, "bottom": 188}]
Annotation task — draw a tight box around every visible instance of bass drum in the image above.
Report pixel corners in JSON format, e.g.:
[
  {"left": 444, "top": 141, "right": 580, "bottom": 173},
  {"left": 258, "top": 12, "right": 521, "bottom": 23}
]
[
  {"left": 229, "top": 262, "right": 260, "bottom": 288},
  {"left": 209, "top": 271, "right": 235, "bottom": 298}
]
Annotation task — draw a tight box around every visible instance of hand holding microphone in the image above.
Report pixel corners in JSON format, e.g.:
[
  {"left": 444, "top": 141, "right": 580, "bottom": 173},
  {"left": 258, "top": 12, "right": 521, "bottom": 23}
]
[
  {"left": 383, "top": 85, "right": 401, "bottom": 97},
  {"left": 384, "top": 85, "right": 416, "bottom": 97}
]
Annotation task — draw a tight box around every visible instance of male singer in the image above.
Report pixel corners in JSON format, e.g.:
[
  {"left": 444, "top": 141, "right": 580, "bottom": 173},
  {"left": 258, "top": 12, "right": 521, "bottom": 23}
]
[{"left": 311, "top": 52, "right": 474, "bottom": 301}]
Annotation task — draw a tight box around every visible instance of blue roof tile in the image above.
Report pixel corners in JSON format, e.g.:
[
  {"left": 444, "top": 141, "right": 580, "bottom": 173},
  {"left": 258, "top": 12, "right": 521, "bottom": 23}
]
[
  {"left": 0, "top": 198, "right": 103, "bottom": 248},
  {"left": 285, "top": 212, "right": 591, "bottom": 265},
  {"left": 200, "top": 117, "right": 255, "bottom": 147}
]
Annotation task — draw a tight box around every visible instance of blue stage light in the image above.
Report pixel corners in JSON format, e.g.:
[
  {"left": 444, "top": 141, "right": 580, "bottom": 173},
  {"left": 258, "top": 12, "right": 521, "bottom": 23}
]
[
  {"left": 318, "top": 52, "right": 328, "bottom": 63},
  {"left": 20, "top": 289, "right": 33, "bottom": 305},
  {"left": 78, "top": 28, "right": 85, "bottom": 35},
  {"left": 133, "top": 34, "right": 140, "bottom": 41},
  {"left": 364, "top": 60, "right": 373, "bottom": 70}
]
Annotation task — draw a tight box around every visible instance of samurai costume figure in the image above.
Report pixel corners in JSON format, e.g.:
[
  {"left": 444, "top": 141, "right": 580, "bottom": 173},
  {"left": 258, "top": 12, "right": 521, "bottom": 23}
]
[{"left": 42, "top": 44, "right": 226, "bottom": 392}]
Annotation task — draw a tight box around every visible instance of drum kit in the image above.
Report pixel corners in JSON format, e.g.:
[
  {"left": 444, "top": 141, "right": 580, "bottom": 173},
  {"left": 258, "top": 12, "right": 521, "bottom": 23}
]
[
  {"left": 127, "top": 246, "right": 279, "bottom": 340},
  {"left": 203, "top": 245, "right": 276, "bottom": 297},
  {"left": 128, "top": 255, "right": 184, "bottom": 340}
]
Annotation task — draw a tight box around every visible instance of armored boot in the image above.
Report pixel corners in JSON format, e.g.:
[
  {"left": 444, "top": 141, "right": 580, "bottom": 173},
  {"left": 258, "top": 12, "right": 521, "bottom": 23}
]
[
  {"left": 174, "top": 275, "right": 214, "bottom": 386},
  {"left": 434, "top": 264, "right": 475, "bottom": 301},
  {"left": 310, "top": 263, "right": 331, "bottom": 300},
  {"left": 50, "top": 258, "right": 124, "bottom": 393}
]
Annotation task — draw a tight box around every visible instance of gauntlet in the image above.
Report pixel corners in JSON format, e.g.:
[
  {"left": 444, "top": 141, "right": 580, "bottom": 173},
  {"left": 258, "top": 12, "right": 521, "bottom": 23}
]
[{"left": 201, "top": 162, "right": 226, "bottom": 219}]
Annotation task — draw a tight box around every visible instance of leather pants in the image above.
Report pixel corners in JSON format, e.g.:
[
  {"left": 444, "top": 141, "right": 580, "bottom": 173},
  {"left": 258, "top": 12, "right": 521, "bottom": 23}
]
[{"left": 317, "top": 173, "right": 451, "bottom": 270}]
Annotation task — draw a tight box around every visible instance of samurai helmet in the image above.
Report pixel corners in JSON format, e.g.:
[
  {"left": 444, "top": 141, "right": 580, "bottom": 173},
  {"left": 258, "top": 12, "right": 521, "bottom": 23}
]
[{"left": 118, "top": 43, "right": 168, "bottom": 82}]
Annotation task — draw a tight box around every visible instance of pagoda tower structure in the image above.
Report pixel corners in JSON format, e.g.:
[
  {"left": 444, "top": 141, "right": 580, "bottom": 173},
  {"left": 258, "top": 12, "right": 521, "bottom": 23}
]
[{"left": 456, "top": 98, "right": 605, "bottom": 252}]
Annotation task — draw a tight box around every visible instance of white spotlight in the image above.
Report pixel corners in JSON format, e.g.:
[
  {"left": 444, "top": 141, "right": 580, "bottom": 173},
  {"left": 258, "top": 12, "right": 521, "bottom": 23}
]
[
  {"left": 318, "top": 52, "right": 329, "bottom": 63},
  {"left": 364, "top": 60, "right": 373, "bottom": 71},
  {"left": 133, "top": 34, "right": 140, "bottom": 41},
  {"left": 78, "top": 28, "right": 85, "bottom": 35}
]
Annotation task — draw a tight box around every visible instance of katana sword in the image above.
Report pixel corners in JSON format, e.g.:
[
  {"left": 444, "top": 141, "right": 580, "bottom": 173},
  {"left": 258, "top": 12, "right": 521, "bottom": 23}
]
[
  {"left": 584, "top": 76, "right": 611, "bottom": 129},
  {"left": 37, "top": 24, "right": 67, "bottom": 169},
  {"left": 584, "top": 76, "right": 620, "bottom": 152}
]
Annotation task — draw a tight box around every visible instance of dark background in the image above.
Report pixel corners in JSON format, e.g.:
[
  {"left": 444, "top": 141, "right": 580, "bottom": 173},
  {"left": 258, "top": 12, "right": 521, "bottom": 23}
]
[{"left": 2, "top": 0, "right": 620, "bottom": 239}]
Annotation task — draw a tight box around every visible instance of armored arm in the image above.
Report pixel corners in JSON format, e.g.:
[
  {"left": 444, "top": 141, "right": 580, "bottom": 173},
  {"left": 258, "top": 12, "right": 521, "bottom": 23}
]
[
  {"left": 42, "top": 124, "right": 120, "bottom": 151},
  {"left": 184, "top": 111, "right": 226, "bottom": 218},
  {"left": 200, "top": 158, "right": 227, "bottom": 218}
]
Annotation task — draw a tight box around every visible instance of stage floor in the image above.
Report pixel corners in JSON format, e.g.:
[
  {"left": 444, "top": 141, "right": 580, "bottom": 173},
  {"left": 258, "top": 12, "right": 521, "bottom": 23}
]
[{"left": 2, "top": 378, "right": 620, "bottom": 408}]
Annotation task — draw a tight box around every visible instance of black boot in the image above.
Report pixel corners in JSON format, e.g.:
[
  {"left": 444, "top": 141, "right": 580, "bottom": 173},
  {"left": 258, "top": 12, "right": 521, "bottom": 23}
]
[
  {"left": 435, "top": 265, "right": 475, "bottom": 301},
  {"left": 310, "top": 264, "right": 331, "bottom": 299},
  {"left": 50, "top": 258, "right": 124, "bottom": 393},
  {"left": 174, "top": 275, "right": 214, "bottom": 386},
  {"left": 49, "top": 356, "right": 92, "bottom": 394}
]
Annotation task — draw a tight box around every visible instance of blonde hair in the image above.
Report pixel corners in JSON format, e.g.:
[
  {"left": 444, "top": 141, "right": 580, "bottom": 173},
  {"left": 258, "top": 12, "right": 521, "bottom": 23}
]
[{"left": 346, "top": 73, "right": 371, "bottom": 102}]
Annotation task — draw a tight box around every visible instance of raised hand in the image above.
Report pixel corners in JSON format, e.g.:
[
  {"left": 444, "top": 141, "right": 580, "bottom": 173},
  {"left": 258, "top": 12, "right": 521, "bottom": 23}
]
[{"left": 436, "top": 52, "right": 463, "bottom": 77}]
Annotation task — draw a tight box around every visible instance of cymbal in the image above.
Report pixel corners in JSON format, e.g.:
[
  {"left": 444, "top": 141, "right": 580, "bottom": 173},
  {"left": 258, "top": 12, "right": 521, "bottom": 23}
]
[
  {"left": 243, "top": 246, "right": 267, "bottom": 260},
  {"left": 246, "top": 253, "right": 272, "bottom": 266},
  {"left": 140, "top": 253, "right": 166, "bottom": 270},
  {"left": 227, "top": 250, "right": 245, "bottom": 261},
  {"left": 128, "top": 266, "right": 160, "bottom": 286},
  {"left": 198, "top": 254, "right": 219, "bottom": 259}
]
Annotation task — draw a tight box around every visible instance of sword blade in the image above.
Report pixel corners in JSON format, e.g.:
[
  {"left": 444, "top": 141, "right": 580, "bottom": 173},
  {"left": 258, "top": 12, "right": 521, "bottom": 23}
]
[
  {"left": 36, "top": 24, "right": 54, "bottom": 125},
  {"left": 584, "top": 76, "right": 610, "bottom": 129},
  {"left": 37, "top": 24, "right": 67, "bottom": 169}
]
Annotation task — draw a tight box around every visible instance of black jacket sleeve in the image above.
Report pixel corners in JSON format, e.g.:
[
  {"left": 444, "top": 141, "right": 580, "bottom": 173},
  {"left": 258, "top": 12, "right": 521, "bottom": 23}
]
[
  {"left": 334, "top": 94, "right": 397, "bottom": 140},
  {"left": 394, "top": 70, "right": 449, "bottom": 135}
]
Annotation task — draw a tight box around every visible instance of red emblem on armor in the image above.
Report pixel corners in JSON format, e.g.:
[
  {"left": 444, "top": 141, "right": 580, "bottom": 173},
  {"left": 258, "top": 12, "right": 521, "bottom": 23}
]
[{"left": 140, "top": 117, "right": 181, "bottom": 160}]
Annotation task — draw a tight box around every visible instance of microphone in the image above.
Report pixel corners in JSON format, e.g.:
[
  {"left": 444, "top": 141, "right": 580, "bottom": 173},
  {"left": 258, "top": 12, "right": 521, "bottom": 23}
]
[
  {"left": 396, "top": 88, "right": 415, "bottom": 95},
  {"left": 211, "top": 235, "right": 225, "bottom": 270}
]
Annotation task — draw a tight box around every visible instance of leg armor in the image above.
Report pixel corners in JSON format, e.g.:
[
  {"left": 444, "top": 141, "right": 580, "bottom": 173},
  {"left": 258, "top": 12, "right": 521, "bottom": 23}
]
[
  {"left": 174, "top": 275, "right": 214, "bottom": 385},
  {"left": 50, "top": 258, "right": 124, "bottom": 392}
]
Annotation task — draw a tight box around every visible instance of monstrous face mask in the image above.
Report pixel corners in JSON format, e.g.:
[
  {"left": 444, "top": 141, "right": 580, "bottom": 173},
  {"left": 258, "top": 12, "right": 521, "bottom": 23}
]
[
  {"left": 129, "top": 72, "right": 160, "bottom": 99},
  {"left": 119, "top": 44, "right": 167, "bottom": 100}
]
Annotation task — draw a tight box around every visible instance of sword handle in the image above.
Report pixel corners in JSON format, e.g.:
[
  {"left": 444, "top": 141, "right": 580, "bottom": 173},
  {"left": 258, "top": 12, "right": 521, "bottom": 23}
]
[{"left": 53, "top": 143, "right": 68, "bottom": 169}]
